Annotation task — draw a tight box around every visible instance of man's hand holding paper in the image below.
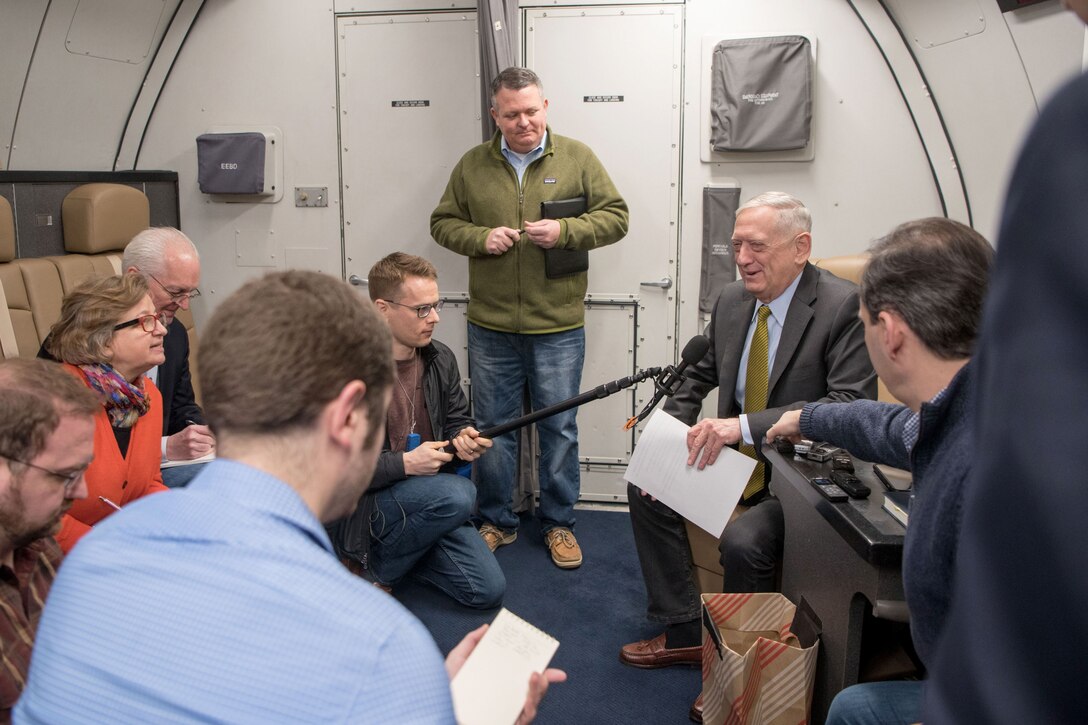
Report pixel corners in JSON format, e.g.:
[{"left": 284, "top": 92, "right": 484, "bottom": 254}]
[
  {"left": 624, "top": 410, "right": 757, "bottom": 537},
  {"left": 686, "top": 417, "right": 742, "bottom": 469}
]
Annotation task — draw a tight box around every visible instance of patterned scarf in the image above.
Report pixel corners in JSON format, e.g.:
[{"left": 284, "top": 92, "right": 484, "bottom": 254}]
[{"left": 78, "top": 363, "right": 150, "bottom": 429}]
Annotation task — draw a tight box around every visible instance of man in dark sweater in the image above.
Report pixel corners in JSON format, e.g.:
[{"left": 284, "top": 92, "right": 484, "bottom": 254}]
[{"left": 766, "top": 217, "right": 993, "bottom": 724}]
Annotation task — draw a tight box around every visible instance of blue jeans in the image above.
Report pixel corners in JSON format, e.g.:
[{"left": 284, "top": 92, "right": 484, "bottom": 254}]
[
  {"left": 161, "top": 462, "right": 209, "bottom": 488},
  {"left": 468, "top": 324, "right": 584, "bottom": 534},
  {"left": 369, "top": 473, "right": 505, "bottom": 609},
  {"left": 825, "top": 681, "right": 923, "bottom": 725}
]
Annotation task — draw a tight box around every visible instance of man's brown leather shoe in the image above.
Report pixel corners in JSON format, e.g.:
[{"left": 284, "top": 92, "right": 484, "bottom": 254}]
[
  {"left": 545, "top": 527, "right": 583, "bottom": 569},
  {"left": 619, "top": 632, "right": 702, "bottom": 668},
  {"left": 688, "top": 693, "right": 704, "bottom": 723}
]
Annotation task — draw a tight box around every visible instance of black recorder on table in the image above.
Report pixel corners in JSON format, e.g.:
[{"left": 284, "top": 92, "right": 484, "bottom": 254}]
[
  {"left": 810, "top": 477, "right": 849, "bottom": 502},
  {"left": 810, "top": 470, "right": 870, "bottom": 501}
]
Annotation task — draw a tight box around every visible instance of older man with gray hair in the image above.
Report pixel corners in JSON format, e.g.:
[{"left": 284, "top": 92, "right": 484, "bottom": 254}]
[
  {"left": 621, "top": 192, "right": 876, "bottom": 724},
  {"left": 122, "top": 227, "right": 213, "bottom": 485}
]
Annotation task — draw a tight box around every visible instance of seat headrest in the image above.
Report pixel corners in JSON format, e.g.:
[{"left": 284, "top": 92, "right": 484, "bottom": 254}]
[
  {"left": 813, "top": 254, "right": 870, "bottom": 286},
  {"left": 62, "top": 183, "right": 150, "bottom": 254},
  {"left": 0, "top": 196, "right": 14, "bottom": 263}
]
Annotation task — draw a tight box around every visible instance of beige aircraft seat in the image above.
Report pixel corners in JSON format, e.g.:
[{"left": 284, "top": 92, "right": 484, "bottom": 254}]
[
  {"left": 813, "top": 253, "right": 898, "bottom": 404},
  {"left": 0, "top": 196, "right": 20, "bottom": 358},
  {"left": 0, "top": 196, "right": 67, "bottom": 359},
  {"left": 50, "top": 183, "right": 149, "bottom": 290},
  {"left": 54, "top": 183, "right": 201, "bottom": 401}
]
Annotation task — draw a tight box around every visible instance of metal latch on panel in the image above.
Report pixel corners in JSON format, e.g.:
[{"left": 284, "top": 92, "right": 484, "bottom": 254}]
[{"left": 295, "top": 187, "right": 328, "bottom": 208}]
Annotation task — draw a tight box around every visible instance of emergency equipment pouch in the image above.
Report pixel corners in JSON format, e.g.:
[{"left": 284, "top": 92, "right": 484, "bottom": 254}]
[{"left": 710, "top": 36, "right": 812, "bottom": 151}]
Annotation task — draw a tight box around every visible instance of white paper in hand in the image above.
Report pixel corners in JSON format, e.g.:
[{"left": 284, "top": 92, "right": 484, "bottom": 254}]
[
  {"left": 450, "top": 608, "right": 559, "bottom": 725},
  {"left": 624, "top": 409, "right": 757, "bottom": 537}
]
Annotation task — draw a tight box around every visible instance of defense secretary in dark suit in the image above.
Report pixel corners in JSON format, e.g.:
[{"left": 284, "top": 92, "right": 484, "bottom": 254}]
[{"left": 620, "top": 193, "right": 877, "bottom": 697}]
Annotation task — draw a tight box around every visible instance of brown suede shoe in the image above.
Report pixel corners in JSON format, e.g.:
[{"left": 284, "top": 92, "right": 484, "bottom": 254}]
[
  {"left": 689, "top": 693, "right": 704, "bottom": 723},
  {"left": 544, "top": 527, "right": 583, "bottom": 569},
  {"left": 619, "top": 632, "right": 702, "bottom": 669},
  {"left": 479, "top": 523, "right": 517, "bottom": 552}
]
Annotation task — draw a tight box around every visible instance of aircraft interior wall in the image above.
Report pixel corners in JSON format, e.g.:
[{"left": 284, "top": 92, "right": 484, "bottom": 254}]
[
  {"left": 2, "top": 0, "right": 1083, "bottom": 318},
  {"left": 1, "top": 0, "right": 1085, "bottom": 498}
]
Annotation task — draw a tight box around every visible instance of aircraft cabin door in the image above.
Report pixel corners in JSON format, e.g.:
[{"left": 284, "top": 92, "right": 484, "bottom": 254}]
[
  {"left": 336, "top": 11, "right": 480, "bottom": 375},
  {"left": 525, "top": 5, "right": 684, "bottom": 502}
]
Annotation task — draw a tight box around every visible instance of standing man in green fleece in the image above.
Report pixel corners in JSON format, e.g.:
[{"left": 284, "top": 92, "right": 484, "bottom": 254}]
[{"left": 431, "top": 66, "right": 628, "bottom": 569}]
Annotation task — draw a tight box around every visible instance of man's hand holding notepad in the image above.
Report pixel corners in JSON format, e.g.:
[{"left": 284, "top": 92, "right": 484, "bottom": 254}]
[
  {"left": 449, "top": 608, "right": 566, "bottom": 725},
  {"left": 624, "top": 410, "right": 757, "bottom": 537}
]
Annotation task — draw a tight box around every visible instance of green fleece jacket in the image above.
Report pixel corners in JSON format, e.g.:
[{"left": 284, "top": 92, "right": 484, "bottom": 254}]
[{"left": 430, "top": 129, "right": 628, "bottom": 333}]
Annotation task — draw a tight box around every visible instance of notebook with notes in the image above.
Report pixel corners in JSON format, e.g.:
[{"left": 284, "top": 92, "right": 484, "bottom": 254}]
[{"left": 451, "top": 608, "right": 559, "bottom": 725}]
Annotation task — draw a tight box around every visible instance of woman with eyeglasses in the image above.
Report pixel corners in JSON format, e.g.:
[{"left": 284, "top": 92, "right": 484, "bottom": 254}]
[{"left": 45, "top": 274, "right": 170, "bottom": 553}]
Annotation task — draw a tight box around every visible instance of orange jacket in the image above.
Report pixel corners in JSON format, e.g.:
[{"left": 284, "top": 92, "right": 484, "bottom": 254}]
[{"left": 57, "top": 364, "right": 167, "bottom": 553}]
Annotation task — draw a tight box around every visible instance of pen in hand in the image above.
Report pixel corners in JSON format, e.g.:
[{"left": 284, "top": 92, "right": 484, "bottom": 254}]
[{"left": 99, "top": 496, "right": 122, "bottom": 511}]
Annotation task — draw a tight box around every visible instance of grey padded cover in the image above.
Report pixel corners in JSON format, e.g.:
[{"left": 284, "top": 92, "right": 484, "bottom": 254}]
[
  {"left": 711, "top": 36, "right": 812, "bottom": 152},
  {"left": 196, "top": 132, "right": 267, "bottom": 194},
  {"left": 700, "top": 187, "right": 740, "bottom": 314}
]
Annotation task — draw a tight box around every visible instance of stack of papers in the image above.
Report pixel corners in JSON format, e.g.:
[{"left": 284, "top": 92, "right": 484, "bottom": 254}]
[{"left": 623, "top": 410, "right": 757, "bottom": 538}]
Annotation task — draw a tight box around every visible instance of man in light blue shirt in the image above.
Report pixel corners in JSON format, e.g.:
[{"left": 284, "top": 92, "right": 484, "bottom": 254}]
[{"left": 16, "top": 270, "right": 562, "bottom": 724}]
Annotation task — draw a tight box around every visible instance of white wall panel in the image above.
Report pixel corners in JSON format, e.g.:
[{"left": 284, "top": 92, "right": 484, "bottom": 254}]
[
  {"left": 9, "top": 0, "right": 175, "bottom": 170},
  {"left": 677, "top": 0, "right": 947, "bottom": 352},
  {"left": 134, "top": 0, "right": 345, "bottom": 326},
  {"left": 0, "top": 0, "right": 50, "bottom": 169}
]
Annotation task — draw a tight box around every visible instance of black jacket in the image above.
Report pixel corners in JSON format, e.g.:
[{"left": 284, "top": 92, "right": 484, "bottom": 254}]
[{"left": 326, "top": 340, "right": 474, "bottom": 567}]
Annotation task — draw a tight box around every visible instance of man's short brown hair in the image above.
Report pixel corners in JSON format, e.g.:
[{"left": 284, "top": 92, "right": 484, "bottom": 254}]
[
  {"left": 46, "top": 274, "right": 150, "bottom": 365},
  {"left": 0, "top": 359, "right": 99, "bottom": 469},
  {"left": 366, "top": 252, "right": 438, "bottom": 303},
  {"left": 862, "top": 217, "right": 994, "bottom": 360},
  {"left": 198, "top": 270, "right": 394, "bottom": 441}
]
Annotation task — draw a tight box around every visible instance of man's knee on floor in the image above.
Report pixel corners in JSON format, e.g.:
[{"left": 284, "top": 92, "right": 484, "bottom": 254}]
[
  {"left": 430, "top": 474, "right": 476, "bottom": 518},
  {"left": 459, "top": 571, "right": 506, "bottom": 610}
]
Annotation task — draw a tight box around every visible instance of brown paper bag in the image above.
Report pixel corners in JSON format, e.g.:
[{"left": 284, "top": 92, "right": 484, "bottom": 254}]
[{"left": 700, "top": 593, "right": 819, "bottom": 725}]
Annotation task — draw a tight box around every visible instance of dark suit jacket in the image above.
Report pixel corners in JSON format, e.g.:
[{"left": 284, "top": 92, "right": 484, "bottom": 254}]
[
  {"left": 158, "top": 317, "right": 204, "bottom": 435},
  {"left": 665, "top": 263, "right": 876, "bottom": 448},
  {"left": 39, "top": 317, "right": 203, "bottom": 436}
]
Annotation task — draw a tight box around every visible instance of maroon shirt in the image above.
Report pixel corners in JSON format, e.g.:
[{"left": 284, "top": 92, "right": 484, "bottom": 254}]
[{"left": 0, "top": 537, "right": 60, "bottom": 721}]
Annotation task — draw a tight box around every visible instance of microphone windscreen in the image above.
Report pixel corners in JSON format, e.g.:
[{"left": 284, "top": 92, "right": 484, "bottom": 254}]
[{"left": 680, "top": 335, "right": 711, "bottom": 365}]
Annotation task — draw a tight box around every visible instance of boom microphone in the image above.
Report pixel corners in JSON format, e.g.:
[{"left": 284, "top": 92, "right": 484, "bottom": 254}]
[{"left": 625, "top": 335, "right": 711, "bottom": 429}]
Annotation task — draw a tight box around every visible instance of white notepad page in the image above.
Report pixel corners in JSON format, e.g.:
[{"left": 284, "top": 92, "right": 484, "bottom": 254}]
[
  {"left": 450, "top": 608, "right": 560, "bottom": 725},
  {"left": 624, "top": 409, "right": 756, "bottom": 537}
]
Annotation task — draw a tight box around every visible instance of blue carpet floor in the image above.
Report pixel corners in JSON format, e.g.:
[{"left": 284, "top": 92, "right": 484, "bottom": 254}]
[{"left": 394, "top": 508, "right": 700, "bottom": 724}]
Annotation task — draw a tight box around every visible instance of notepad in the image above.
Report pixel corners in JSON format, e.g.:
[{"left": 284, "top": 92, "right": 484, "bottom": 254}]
[
  {"left": 161, "top": 451, "right": 216, "bottom": 469},
  {"left": 540, "top": 197, "right": 588, "bottom": 278},
  {"left": 451, "top": 608, "right": 559, "bottom": 725}
]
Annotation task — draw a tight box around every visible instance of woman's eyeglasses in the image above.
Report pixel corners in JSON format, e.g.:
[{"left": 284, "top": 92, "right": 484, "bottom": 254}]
[{"left": 113, "top": 312, "right": 167, "bottom": 333}]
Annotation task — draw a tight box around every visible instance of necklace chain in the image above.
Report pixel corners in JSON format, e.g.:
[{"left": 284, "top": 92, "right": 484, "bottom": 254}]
[{"left": 396, "top": 351, "right": 419, "bottom": 433}]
